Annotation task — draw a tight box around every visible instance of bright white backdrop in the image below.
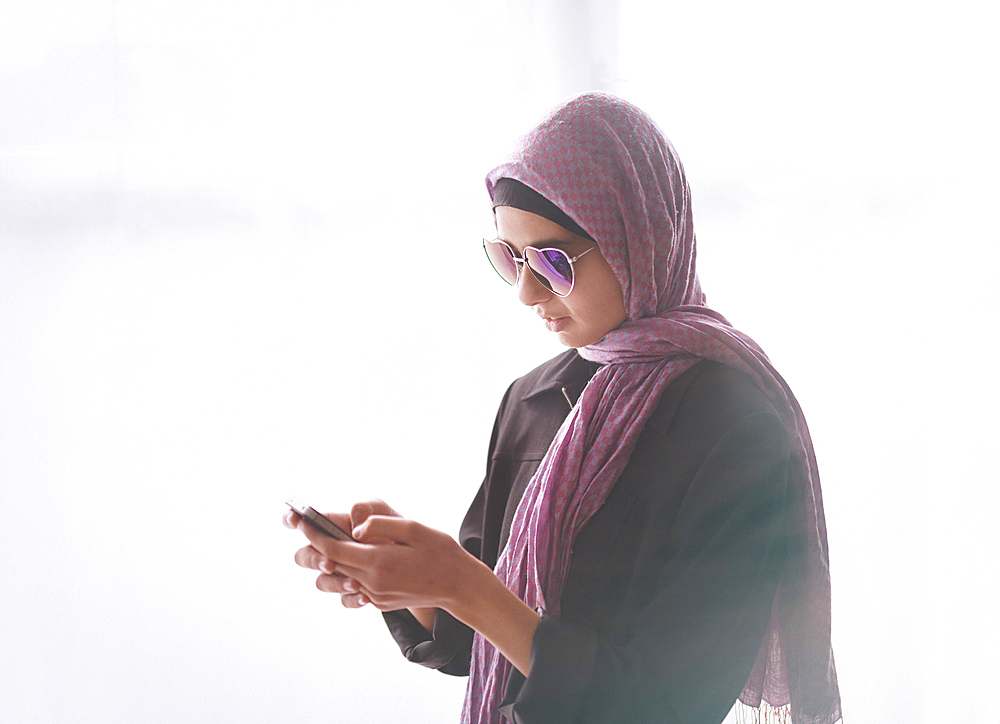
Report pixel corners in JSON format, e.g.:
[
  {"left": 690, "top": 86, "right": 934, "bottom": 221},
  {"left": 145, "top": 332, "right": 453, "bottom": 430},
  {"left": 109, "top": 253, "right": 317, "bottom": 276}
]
[{"left": 1, "top": 1, "right": 997, "bottom": 722}]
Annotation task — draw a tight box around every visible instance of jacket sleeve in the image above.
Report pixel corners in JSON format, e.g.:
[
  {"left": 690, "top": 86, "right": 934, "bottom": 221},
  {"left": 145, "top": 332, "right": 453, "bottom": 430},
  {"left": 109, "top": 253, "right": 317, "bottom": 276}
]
[
  {"left": 379, "top": 383, "right": 515, "bottom": 678},
  {"left": 499, "top": 410, "right": 790, "bottom": 724},
  {"left": 379, "top": 486, "right": 483, "bottom": 676},
  {"left": 380, "top": 606, "right": 475, "bottom": 676}
]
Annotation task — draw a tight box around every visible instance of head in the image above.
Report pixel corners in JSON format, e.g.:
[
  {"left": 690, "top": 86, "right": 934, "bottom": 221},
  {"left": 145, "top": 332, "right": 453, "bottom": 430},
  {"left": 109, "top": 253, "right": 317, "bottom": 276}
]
[
  {"left": 486, "top": 92, "right": 704, "bottom": 335},
  {"left": 491, "top": 197, "right": 628, "bottom": 348}
]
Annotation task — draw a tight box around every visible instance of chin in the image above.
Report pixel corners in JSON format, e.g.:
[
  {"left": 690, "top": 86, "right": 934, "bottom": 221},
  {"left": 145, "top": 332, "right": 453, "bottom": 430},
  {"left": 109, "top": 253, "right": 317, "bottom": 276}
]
[{"left": 560, "top": 333, "right": 597, "bottom": 348}]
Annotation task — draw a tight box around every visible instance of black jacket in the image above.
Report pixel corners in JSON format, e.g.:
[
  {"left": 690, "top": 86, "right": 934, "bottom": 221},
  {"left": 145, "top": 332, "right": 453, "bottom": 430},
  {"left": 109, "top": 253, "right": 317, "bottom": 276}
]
[{"left": 384, "top": 350, "right": 790, "bottom": 724}]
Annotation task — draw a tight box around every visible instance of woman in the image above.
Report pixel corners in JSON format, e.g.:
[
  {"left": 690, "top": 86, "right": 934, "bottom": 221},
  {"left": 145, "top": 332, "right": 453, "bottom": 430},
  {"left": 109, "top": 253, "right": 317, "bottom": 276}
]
[{"left": 285, "top": 93, "right": 842, "bottom": 724}]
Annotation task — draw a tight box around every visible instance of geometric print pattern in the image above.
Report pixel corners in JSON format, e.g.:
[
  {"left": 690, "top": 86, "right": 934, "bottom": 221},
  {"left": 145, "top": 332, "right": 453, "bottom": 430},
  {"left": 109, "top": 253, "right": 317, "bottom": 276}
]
[{"left": 466, "top": 93, "right": 841, "bottom": 724}]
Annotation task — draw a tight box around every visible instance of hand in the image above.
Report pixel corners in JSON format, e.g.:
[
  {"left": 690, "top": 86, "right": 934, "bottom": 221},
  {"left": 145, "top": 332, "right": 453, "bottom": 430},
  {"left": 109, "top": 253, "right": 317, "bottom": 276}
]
[
  {"left": 285, "top": 502, "right": 540, "bottom": 675},
  {"left": 284, "top": 499, "right": 400, "bottom": 608},
  {"left": 336, "top": 517, "right": 541, "bottom": 676},
  {"left": 298, "top": 514, "right": 478, "bottom": 613}
]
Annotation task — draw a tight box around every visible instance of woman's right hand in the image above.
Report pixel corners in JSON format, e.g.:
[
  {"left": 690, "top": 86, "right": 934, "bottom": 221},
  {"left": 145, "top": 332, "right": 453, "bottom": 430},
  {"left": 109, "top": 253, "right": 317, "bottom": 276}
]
[{"left": 284, "top": 499, "right": 401, "bottom": 608}]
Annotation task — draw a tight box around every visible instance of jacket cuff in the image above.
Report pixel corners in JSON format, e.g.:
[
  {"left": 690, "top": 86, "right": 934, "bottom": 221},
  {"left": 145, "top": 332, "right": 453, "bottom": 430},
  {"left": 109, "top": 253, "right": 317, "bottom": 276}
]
[
  {"left": 499, "top": 612, "right": 596, "bottom": 723},
  {"left": 382, "top": 609, "right": 474, "bottom": 676}
]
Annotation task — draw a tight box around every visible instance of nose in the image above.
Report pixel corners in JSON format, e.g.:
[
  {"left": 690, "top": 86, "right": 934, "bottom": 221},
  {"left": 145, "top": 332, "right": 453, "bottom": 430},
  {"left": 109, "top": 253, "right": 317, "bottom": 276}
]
[{"left": 516, "top": 265, "right": 552, "bottom": 307}]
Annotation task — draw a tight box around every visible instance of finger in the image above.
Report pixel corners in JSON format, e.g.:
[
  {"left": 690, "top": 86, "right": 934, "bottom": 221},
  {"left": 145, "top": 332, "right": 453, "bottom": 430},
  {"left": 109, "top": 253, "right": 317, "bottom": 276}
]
[
  {"left": 295, "top": 518, "right": 363, "bottom": 558},
  {"left": 326, "top": 559, "right": 407, "bottom": 604},
  {"left": 283, "top": 510, "right": 301, "bottom": 529},
  {"left": 355, "top": 593, "right": 406, "bottom": 613},
  {"left": 296, "top": 520, "right": 408, "bottom": 574},
  {"left": 324, "top": 510, "right": 355, "bottom": 535},
  {"left": 293, "top": 545, "right": 341, "bottom": 576},
  {"left": 315, "top": 573, "right": 362, "bottom": 596},
  {"left": 294, "top": 544, "right": 327, "bottom": 571},
  {"left": 341, "top": 592, "right": 368, "bottom": 609},
  {"left": 352, "top": 515, "right": 420, "bottom": 545},
  {"left": 297, "top": 531, "right": 381, "bottom": 575},
  {"left": 350, "top": 502, "right": 375, "bottom": 529},
  {"left": 368, "top": 498, "right": 401, "bottom": 517},
  {"left": 326, "top": 560, "right": 368, "bottom": 582},
  {"left": 350, "top": 499, "right": 401, "bottom": 528}
]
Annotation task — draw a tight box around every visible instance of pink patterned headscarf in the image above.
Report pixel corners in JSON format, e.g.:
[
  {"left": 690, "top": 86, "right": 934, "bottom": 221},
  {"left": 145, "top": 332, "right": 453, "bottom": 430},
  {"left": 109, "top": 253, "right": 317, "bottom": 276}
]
[{"left": 464, "top": 93, "right": 841, "bottom": 724}]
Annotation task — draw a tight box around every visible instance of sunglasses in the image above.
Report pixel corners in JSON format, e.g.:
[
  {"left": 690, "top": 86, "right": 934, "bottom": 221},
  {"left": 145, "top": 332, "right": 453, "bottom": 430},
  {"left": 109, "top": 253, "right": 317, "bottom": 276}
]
[{"left": 482, "top": 238, "right": 598, "bottom": 297}]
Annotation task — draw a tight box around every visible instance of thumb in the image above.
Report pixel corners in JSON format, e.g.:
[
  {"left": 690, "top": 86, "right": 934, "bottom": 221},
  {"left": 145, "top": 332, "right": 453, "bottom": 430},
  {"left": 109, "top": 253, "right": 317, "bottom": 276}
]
[
  {"left": 350, "top": 499, "right": 400, "bottom": 528},
  {"left": 350, "top": 502, "right": 375, "bottom": 528},
  {"left": 352, "top": 515, "right": 410, "bottom": 545}
]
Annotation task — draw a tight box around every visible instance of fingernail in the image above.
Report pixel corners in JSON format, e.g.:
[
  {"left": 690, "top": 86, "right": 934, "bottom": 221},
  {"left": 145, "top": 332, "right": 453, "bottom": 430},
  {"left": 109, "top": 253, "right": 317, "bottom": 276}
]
[
  {"left": 343, "top": 579, "right": 357, "bottom": 593},
  {"left": 319, "top": 559, "right": 335, "bottom": 574},
  {"left": 282, "top": 512, "right": 295, "bottom": 528}
]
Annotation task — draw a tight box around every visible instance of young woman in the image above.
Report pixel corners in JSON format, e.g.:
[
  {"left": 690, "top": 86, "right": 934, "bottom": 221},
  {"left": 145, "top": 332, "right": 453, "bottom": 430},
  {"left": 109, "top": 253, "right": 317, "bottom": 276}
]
[{"left": 284, "top": 93, "right": 842, "bottom": 724}]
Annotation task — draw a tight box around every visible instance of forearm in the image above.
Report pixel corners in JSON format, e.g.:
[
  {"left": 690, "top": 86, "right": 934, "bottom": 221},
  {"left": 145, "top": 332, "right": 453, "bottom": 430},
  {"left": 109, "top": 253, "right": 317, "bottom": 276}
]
[
  {"left": 409, "top": 606, "right": 436, "bottom": 632},
  {"left": 444, "top": 555, "right": 540, "bottom": 677},
  {"left": 326, "top": 514, "right": 539, "bottom": 675}
]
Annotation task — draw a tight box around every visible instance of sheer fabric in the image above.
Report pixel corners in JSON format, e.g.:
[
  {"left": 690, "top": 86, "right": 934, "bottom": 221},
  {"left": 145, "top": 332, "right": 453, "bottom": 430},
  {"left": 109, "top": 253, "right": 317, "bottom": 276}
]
[{"left": 464, "top": 93, "right": 841, "bottom": 724}]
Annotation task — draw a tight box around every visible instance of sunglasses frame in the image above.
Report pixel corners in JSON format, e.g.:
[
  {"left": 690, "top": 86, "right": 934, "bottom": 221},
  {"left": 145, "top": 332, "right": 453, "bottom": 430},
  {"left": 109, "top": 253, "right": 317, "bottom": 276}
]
[{"left": 482, "top": 238, "right": 598, "bottom": 298}]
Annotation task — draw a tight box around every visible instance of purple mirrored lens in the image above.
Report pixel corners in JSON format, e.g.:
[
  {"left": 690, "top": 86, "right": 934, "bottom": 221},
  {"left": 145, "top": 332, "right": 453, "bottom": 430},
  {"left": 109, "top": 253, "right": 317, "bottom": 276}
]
[
  {"left": 484, "top": 240, "right": 519, "bottom": 286},
  {"left": 525, "top": 247, "right": 574, "bottom": 296}
]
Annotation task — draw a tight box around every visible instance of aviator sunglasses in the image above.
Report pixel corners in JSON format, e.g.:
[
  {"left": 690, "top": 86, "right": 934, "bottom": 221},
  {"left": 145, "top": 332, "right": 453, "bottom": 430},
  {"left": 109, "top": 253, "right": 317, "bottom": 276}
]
[{"left": 482, "top": 239, "right": 598, "bottom": 297}]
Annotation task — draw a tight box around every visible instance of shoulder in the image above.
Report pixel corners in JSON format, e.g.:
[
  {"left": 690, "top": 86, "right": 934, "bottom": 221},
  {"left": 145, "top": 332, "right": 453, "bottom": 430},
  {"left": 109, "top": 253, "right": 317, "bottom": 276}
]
[{"left": 648, "top": 360, "right": 788, "bottom": 449}]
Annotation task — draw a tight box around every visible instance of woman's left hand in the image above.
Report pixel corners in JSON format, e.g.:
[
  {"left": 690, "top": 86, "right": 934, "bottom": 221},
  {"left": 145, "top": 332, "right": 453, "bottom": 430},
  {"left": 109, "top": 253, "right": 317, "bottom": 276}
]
[{"left": 296, "top": 515, "right": 478, "bottom": 613}]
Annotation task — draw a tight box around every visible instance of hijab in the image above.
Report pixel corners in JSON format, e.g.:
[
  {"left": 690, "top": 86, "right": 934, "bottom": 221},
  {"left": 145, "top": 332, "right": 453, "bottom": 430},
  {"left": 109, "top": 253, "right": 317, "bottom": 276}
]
[{"left": 464, "top": 92, "right": 841, "bottom": 724}]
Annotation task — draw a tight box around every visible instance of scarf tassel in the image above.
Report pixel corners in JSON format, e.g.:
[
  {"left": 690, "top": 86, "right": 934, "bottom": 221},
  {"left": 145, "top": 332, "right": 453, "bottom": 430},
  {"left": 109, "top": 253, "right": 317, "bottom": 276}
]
[{"left": 735, "top": 701, "right": 792, "bottom": 724}]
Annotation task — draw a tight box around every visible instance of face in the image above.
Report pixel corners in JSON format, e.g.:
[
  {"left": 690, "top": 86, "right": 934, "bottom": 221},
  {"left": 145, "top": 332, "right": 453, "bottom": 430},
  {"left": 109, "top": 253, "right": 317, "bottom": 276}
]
[{"left": 494, "top": 206, "right": 627, "bottom": 348}]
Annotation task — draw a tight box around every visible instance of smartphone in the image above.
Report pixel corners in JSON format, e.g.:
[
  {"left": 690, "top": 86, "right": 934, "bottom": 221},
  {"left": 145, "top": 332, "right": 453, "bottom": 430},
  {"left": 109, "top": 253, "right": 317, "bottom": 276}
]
[{"left": 285, "top": 496, "right": 353, "bottom": 540}]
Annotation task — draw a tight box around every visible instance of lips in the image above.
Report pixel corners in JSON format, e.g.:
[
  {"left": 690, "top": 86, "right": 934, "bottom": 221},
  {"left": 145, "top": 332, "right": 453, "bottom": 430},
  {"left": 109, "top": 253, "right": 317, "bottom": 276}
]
[
  {"left": 541, "top": 315, "right": 570, "bottom": 333},
  {"left": 536, "top": 306, "right": 571, "bottom": 332}
]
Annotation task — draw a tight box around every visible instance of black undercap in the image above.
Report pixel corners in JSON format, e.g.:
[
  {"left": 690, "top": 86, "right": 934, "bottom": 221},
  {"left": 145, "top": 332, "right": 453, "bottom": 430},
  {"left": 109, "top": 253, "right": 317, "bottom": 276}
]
[{"left": 492, "top": 178, "right": 594, "bottom": 241}]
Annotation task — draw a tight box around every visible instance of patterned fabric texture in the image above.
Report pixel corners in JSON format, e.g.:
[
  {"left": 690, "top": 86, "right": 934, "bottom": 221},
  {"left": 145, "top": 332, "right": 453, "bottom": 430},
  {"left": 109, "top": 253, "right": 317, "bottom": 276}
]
[{"left": 464, "top": 92, "right": 841, "bottom": 724}]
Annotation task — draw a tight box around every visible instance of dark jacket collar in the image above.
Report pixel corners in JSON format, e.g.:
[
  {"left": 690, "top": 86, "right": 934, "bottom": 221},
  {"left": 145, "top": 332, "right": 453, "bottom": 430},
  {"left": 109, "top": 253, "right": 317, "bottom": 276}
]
[{"left": 520, "top": 349, "right": 601, "bottom": 402}]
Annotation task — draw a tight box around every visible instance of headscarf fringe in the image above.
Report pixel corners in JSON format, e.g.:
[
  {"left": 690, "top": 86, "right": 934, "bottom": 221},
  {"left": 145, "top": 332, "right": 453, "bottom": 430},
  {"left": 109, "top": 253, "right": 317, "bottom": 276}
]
[{"left": 736, "top": 701, "right": 793, "bottom": 724}]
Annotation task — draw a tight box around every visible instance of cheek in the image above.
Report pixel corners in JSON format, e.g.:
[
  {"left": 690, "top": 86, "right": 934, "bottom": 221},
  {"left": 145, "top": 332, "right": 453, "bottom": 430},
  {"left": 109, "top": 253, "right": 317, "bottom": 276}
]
[
  {"left": 603, "top": 300, "right": 628, "bottom": 333},
  {"left": 595, "top": 270, "right": 628, "bottom": 325},
  {"left": 563, "top": 255, "right": 628, "bottom": 343},
  {"left": 575, "top": 277, "right": 627, "bottom": 336}
]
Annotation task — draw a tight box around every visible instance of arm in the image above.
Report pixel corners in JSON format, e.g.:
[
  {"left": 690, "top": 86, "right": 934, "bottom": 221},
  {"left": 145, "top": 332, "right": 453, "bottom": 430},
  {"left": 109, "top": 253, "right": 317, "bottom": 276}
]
[
  {"left": 376, "top": 374, "right": 533, "bottom": 676},
  {"left": 407, "top": 606, "right": 437, "bottom": 633},
  {"left": 501, "top": 410, "right": 791, "bottom": 724},
  {"left": 296, "top": 514, "right": 540, "bottom": 676},
  {"left": 287, "top": 352, "right": 591, "bottom": 679},
  {"left": 378, "top": 482, "right": 491, "bottom": 675}
]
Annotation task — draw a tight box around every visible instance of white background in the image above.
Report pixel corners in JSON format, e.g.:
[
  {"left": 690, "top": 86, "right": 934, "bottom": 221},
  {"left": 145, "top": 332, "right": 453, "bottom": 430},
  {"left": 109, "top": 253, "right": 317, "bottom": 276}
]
[{"left": 1, "top": 1, "right": 997, "bottom": 722}]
